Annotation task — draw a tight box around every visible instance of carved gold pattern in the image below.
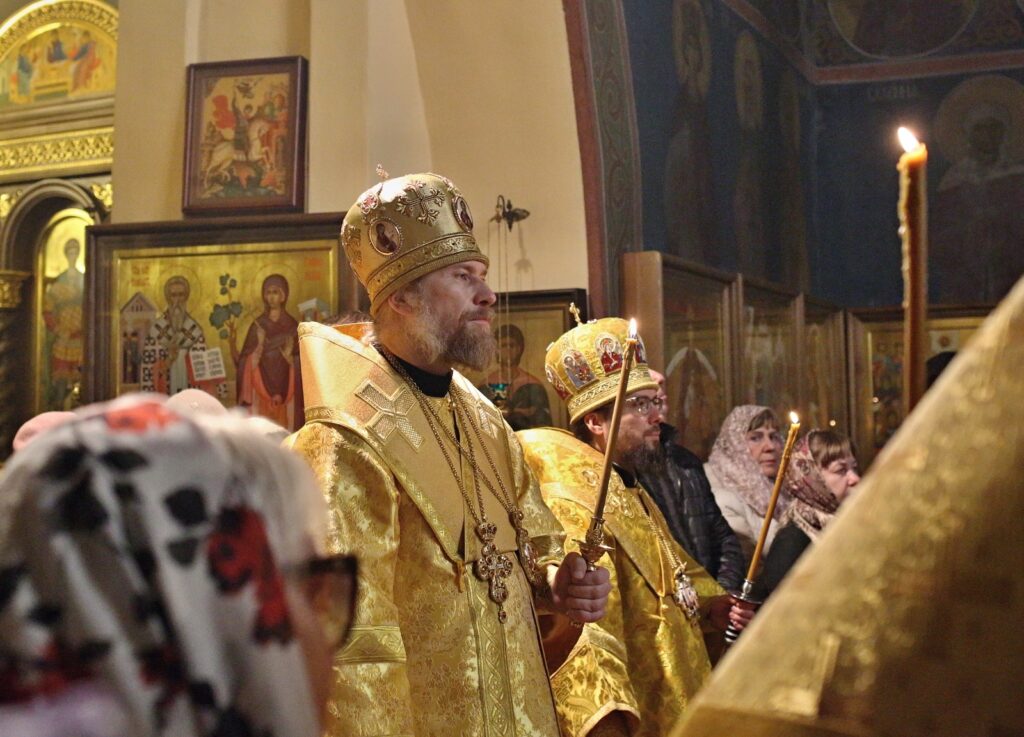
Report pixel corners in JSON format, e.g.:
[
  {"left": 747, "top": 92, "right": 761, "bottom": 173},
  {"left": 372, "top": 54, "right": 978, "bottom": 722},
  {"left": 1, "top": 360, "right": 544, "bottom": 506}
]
[
  {"left": 0, "top": 128, "right": 114, "bottom": 180},
  {"left": 0, "top": 0, "right": 118, "bottom": 62},
  {"left": 0, "top": 190, "right": 25, "bottom": 223},
  {"left": 0, "top": 270, "right": 30, "bottom": 309},
  {"left": 89, "top": 182, "right": 113, "bottom": 212}
]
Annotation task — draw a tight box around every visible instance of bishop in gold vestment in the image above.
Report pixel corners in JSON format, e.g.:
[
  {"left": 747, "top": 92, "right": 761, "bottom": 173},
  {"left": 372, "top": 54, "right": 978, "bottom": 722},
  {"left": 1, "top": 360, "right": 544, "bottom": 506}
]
[
  {"left": 289, "top": 173, "right": 611, "bottom": 737},
  {"left": 518, "top": 317, "right": 746, "bottom": 737}
]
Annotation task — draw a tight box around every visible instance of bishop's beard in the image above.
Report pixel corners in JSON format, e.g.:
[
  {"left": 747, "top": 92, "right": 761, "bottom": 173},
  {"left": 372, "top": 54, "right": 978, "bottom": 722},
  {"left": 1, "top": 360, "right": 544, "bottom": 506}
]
[
  {"left": 406, "top": 300, "right": 496, "bottom": 372},
  {"left": 625, "top": 440, "right": 666, "bottom": 477}
]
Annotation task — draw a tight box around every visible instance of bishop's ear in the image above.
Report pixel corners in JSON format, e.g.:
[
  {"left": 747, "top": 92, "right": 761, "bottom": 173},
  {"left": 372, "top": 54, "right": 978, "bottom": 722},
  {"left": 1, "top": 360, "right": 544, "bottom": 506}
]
[
  {"left": 385, "top": 285, "right": 420, "bottom": 318},
  {"left": 582, "top": 410, "right": 609, "bottom": 440}
]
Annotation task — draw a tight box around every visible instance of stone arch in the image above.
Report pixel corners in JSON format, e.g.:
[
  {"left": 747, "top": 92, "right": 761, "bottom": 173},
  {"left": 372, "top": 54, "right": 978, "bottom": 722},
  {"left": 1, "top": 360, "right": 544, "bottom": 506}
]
[
  {"left": 0, "top": 178, "right": 99, "bottom": 271},
  {"left": 0, "top": 178, "right": 104, "bottom": 459}
]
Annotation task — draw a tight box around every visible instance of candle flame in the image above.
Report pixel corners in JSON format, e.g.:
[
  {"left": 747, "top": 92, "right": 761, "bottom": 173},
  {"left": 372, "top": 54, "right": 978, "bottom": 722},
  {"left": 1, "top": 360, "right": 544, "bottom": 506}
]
[
  {"left": 789, "top": 411, "right": 800, "bottom": 425},
  {"left": 628, "top": 318, "right": 638, "bottom": 341},
  {"left": 898, "top": 127, "right": 920, "bottom": 152}
]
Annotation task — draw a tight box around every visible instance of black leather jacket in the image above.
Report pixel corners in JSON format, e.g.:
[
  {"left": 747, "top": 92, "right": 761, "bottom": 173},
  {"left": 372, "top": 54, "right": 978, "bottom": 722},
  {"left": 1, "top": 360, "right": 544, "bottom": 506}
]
[{"left": 638, "top": 423, "right": 745, "bottom": 592}]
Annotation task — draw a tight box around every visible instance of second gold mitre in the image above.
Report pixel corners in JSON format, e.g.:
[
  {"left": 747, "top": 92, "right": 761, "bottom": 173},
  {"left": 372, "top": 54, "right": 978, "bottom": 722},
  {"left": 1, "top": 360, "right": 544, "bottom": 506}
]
[{"left": 544, "top": 315, "right": 657, "bottom": 423}]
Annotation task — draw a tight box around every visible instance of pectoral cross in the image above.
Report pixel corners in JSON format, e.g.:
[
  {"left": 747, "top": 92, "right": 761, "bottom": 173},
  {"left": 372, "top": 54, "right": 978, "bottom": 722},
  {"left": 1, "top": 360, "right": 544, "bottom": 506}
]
[
  {"left": 473, "top": 521, "right": 513, "bottom": 624},
  {"left": 673, "top": 565, "right": 701, "bottom": 621}
]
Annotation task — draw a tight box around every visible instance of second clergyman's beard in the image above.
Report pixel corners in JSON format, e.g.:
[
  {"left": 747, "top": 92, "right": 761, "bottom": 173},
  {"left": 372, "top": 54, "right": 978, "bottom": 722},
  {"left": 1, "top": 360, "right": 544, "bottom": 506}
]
[
  {"left": 408, "top": 301, "right": 496, "bottom": 372},
  {"left": 624, "top": 440, "right": 665, "bottom": 476}
]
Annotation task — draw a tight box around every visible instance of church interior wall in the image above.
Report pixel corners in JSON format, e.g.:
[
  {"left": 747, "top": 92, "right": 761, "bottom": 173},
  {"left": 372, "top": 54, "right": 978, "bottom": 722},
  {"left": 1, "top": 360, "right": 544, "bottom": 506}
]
[
  {"left": 109, "top": 0, "right": 589, "bottom": 295},
  {"left": 621, "top": 0, "right": 1024, "bottom": 309}
]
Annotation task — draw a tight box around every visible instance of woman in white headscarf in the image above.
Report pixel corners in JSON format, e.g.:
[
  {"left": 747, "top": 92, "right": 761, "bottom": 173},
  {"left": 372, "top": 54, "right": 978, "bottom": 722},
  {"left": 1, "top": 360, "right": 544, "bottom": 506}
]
[
  {"left": 0, "top": 395, "right": 355, "bottom": 737},
  {"left": 704, "top": 405, "right": 787, "bottom": 566}
]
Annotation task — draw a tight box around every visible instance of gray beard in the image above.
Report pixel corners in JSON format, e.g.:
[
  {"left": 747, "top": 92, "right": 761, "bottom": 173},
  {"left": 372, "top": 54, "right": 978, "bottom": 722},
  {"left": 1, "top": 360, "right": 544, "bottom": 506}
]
[{"left": 408, "top": 301, "right": 496, "bottom": 372}]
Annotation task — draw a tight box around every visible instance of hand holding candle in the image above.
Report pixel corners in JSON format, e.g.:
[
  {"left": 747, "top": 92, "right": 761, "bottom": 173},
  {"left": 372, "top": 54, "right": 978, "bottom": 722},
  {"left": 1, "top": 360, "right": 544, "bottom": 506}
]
[{"left": 897, "top": 127, "right": 929, "bottom": 414}]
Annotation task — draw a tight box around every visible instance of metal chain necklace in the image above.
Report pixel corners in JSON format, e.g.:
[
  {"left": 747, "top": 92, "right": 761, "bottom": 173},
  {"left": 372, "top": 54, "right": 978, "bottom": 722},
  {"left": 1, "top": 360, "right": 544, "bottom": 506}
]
[
  {"left": 377, "top": 346, "right": 534, "bottom": 623},
  {"left": 449, "top": 386, "right": 543, "bottom": 587},
  {"left": 636, "top": 488, "right": 701, "bottom": 620}
]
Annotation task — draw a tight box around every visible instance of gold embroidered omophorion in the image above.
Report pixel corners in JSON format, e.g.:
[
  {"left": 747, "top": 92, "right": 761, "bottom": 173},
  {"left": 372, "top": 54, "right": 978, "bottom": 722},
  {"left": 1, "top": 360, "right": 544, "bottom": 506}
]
[
  {"left": 519, "top": 427, "right": 725, "bottom": 737},
  {"left": 379, "top": 343, "right": 541, "bottom": 624},
  {"left": 288, "top": 322, "right": 564, "bottom": 737}
]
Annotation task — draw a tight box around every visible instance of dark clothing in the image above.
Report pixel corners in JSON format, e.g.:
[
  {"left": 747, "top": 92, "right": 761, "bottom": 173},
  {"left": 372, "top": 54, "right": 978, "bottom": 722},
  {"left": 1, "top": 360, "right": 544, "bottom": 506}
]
[
  {"left": 638, "top": 423, "right": 745, "bottom": 592},
  {"left": 750, "top": 524, "right": 811, "bottom": 601}
]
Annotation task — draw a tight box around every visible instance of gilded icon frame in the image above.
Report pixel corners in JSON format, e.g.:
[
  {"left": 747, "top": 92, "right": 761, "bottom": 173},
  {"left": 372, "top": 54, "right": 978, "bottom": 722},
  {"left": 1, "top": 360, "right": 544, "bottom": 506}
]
[
  {"left": 84, "top": 213, "right": 361, "bottom": 422},
  {"left": 182, "top": 56, "right": 308, "bottom": 216}
]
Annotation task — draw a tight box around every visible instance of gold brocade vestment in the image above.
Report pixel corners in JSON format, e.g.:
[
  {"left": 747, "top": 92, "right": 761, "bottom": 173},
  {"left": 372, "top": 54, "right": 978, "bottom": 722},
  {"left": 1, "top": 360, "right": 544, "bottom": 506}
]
[
  {"left": 288, "top": 323, "right": 564, "bottom": 737},
  {"left": 518, "top": 428, "right": 725, "bottom": 737}
]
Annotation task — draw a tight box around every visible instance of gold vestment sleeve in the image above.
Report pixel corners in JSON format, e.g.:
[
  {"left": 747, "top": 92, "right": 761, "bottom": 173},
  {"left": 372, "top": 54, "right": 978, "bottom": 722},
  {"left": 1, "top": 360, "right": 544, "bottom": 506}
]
[
  {"left": 288, "top": 421, "right": 416, "bottom": 737},
  {"left": 505, "top": 422, "right": 567, "bottom": 572}
]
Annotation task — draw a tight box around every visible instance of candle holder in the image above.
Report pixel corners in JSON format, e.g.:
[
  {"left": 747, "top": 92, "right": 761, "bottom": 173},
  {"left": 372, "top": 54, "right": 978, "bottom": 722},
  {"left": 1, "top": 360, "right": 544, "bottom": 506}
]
[{"left": 724, "top": 579, "right": 763, "bottom": 645}]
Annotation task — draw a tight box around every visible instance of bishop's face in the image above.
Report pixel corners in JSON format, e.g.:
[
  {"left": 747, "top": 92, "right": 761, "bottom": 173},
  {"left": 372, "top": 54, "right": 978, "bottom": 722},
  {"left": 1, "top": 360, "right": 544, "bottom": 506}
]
[{"left": 411, "top": 260, "right": 497, "bottom": 371}]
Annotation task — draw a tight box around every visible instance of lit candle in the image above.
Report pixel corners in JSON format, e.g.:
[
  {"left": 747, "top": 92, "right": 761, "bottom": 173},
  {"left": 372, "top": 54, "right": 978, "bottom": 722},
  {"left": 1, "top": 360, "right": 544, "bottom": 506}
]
[{"left": 897, "top": 127, "right": 928, "bottom": 414}]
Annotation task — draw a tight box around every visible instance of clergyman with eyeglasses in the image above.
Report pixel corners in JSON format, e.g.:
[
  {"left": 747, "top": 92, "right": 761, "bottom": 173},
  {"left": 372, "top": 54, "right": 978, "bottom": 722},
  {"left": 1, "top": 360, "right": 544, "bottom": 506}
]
[{"left": 517, "top": 317, "right": 754, "bottom": 737}]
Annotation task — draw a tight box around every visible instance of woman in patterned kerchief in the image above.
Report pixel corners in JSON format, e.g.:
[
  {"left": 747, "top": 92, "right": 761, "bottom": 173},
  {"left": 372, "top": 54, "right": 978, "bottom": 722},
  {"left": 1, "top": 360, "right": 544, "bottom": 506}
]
[
  {"left": 751, "top": 430, "right": 861, "bottom": 601},
  {"left": 704, "top": 405, "right": 787, "bottom": 566},
  {"left": 0, "top": 395, "right": 355, "bottom": 737}
]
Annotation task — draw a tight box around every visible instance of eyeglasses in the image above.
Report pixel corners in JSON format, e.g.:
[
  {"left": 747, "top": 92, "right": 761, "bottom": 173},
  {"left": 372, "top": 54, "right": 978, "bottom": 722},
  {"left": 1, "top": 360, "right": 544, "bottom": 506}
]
[
  {"left": 624, "top": 396, "right": 665, "bottom": 417},
  {"left": 286, "top": 554, "right": 358, "bottom": 651}
]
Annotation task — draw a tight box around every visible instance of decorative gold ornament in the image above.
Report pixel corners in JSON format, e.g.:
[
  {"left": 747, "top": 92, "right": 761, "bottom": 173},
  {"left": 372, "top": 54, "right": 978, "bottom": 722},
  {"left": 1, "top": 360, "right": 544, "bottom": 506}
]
[
  {"left": 355, "top": 379, "right": 423, "bottom": 450},
  {"left": 0, "top": 190, "right": 25, "bottom": 223},
  {"left": 89, "top": 182, "right": 113, "bottom": 213},
  {"left": 0, "top": 271, "right": 31, "bottom": 309},
  {"left": 0, "top": 128, "right": 113, "bottom": 181}
]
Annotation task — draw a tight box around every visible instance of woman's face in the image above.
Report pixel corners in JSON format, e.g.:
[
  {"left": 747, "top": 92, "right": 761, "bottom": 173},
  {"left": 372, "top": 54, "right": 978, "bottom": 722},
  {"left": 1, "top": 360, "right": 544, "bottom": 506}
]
[
  {"left": 821, "top": 454, "right": 860, "bottom": 503},
  {"left": 746, "top": 424, "right": 782, "bottom": 478}
]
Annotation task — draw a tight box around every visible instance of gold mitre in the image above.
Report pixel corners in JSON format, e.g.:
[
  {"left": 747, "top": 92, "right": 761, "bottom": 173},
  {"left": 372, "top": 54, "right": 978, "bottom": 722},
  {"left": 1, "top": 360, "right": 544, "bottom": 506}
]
[
  {"left": 341, "top": 172, "right": 486, "bottom": 314},
  {"left": 671, "top": 276, "right": 1024, "bottom": 737},
  {"left": 544, "top": 313, "right": 656, "bottom": 424}
]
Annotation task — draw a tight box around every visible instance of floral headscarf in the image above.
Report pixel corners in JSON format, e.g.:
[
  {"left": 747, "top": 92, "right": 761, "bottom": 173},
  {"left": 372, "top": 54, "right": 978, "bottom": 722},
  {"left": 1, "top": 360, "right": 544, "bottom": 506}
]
[
  {"left": 707, "top": 405, "right": 791, "bottom": 521},
  {"left": 0, "top": 396, "right": 323, "bottom": 736},
  {"left": 783, "top": 435, "right": 841, "bottom": 542}
]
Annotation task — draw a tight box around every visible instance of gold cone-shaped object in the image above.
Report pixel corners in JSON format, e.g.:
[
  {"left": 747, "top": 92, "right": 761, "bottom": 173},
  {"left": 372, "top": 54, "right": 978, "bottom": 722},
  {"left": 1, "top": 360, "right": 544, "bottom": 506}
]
[{"left": 672, "top": 276, "right": 1024, "bottom": 737}]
